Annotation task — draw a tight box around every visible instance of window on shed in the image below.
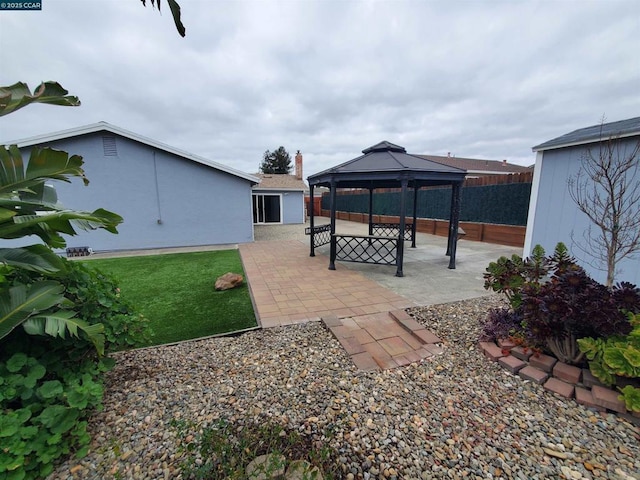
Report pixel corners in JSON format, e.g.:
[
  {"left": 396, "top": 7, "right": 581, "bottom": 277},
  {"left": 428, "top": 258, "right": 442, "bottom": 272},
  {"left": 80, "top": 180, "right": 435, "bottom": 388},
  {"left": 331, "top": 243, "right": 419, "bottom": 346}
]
[{"left": 102, "top": 136, "right": 118, "bottom": 156}]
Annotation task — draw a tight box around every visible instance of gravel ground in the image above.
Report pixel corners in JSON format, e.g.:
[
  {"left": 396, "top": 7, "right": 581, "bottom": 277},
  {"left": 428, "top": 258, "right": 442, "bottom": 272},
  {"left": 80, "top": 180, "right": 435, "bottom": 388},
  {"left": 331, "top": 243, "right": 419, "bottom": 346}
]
[{"left": 48, "top": 295, "right": 639, "bottom": 480}]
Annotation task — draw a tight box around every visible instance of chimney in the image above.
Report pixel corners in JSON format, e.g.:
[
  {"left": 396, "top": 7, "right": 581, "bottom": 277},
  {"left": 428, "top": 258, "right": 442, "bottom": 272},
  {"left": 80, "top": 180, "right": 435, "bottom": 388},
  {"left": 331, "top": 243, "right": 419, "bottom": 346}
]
[
  {"left": 502, "top": 159, "right": 507, "bottom": 166},
  {"left": 295, "top": 150, "right": 303, "bottom": 180}
]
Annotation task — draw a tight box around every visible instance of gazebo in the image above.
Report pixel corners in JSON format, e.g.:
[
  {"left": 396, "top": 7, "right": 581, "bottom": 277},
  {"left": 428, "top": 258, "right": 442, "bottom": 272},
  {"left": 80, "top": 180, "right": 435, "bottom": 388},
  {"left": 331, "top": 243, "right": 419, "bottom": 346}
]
[{"left": 306, "top": 141, "right": 467, "bottom": 277}]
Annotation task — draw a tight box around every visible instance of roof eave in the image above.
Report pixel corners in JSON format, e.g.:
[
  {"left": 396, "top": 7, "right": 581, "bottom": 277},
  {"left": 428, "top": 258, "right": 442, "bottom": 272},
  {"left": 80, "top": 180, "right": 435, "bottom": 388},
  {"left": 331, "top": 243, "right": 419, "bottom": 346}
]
[
  {"left": 5, "top": 121, "right": 260, "bottom": 184},
  {"left": 533, "top": 129, "right": 640, "bottom": 152}
]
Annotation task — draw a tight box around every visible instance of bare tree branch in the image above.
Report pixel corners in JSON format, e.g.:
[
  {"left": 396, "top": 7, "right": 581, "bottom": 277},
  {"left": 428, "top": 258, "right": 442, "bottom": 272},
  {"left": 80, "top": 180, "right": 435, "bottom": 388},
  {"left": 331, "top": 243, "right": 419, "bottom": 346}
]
[{"left": 568, "top": 122, "right": 640, "bottom": 286}]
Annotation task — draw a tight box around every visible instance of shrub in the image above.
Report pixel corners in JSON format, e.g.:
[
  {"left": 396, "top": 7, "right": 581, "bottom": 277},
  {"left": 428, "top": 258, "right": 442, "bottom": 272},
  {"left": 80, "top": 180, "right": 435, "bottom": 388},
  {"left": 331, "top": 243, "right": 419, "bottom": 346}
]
[
  {"left": 479, "top": 308, "right": 524, "bottom": 343},
  {"left": 174, "top": 417, "right": 343, "bottom": 479},
  {"left": 578, "top": 312, "right": 640, "bottom": 412},
  {"left": 1, "top": 259, "right": 149, "bottom": 479},
  {"left": 483, "top": 243, "right": 640, "bottom": 365}
]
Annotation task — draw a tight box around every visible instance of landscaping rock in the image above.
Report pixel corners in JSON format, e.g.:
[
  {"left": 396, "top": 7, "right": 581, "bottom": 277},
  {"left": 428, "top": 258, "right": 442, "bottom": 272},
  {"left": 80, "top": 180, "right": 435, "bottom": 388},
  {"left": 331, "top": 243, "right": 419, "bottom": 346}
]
[
  {"left": 246, "top": 453, "right": 286, "bottom": 479},
  {"left": 46, "top": 296, "right": 640, "bottom": 480},
  {"left": 285, "top": 460, "right": 323, "bottom": 479},
  {"left": 214, "top": 272, "right": 244, "bottom": 290}
]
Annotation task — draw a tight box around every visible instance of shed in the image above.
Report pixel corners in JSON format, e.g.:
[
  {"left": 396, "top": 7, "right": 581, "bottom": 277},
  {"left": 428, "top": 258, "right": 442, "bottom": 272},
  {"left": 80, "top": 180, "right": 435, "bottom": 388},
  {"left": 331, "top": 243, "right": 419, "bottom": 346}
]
[
  {"left": 307, "top": 141, "right": 467, "bottom": 276},
  {"left": 525, "top": 116, "right": 640, "bottom": 285},
  {"left": 1, "top": 122, "right": 260, "bottom": 252}
]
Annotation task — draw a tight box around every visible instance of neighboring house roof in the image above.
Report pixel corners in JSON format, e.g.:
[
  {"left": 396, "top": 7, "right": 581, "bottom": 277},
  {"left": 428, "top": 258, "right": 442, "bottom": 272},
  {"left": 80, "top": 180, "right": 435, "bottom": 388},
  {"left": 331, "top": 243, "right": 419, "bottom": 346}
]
[
  {"left": 4, "top": 121, "right": 260, "bottom": 184},
  {"left": 533, "top": 116, "right": 640, "bottom": 152},
  {"left": 416, "top": 155, "right": 531, "bottom": 175},
  {"left": 254, "top": 173, "right": 307, "bottom": 191}
]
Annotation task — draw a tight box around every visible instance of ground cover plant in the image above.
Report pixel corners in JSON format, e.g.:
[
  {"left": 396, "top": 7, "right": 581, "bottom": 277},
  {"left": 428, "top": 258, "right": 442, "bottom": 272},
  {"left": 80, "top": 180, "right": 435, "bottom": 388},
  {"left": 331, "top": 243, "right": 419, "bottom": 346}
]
[
  {"left": 174, "top": 417, "right": 341, "bottom": 479},
  {"left": 84, "top": 249, "right": 257, "bottom": 346}
]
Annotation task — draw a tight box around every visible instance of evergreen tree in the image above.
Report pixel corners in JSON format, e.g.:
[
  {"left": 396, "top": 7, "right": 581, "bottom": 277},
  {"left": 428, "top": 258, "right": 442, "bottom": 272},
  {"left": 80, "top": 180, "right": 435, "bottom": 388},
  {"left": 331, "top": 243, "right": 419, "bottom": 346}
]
[{"left": 260, "top": 146, "right": 292, "bottom": 174}]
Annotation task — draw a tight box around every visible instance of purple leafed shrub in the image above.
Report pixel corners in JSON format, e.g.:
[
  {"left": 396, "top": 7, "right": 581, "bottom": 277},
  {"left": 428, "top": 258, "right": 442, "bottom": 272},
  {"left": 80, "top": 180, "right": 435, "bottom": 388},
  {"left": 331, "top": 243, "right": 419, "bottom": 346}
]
[
  {"left": 521, "top": 267, "right": 640, "bottom": 346},
  {"left": 479, "top": 307, "right": 524, "bottom": 342}
]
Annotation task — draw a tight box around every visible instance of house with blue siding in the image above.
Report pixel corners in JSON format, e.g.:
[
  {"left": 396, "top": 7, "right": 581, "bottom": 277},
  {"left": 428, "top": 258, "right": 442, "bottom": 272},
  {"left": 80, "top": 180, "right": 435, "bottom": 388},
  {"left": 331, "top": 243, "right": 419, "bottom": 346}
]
[
  {"left": 2, "top": 122, "right": 260, "bottom": 252},
  {"left": 252, "top": 151, "right": 307, "bottom": 224},
  {"left": 525, "top": 116, "right": 640, "bottom": 285}
]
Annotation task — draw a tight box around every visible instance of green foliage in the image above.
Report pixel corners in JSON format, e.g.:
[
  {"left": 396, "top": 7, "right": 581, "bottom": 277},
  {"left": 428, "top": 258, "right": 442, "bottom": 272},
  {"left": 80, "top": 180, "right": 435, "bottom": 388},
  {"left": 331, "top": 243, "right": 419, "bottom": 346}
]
[
  {"left": 578, "top": 312, "right": 640, "bottom": 411},
  {"left": 173, "top": 418, "right": 342, "bottom": 479},
  {"left": 260, "top": 146, "right": 292, "bottom": 174},
  {"left": 0, "top": 82, "right": 80, "bottom": 117},
  {"left": 483, "top": 243, "right": 553, "bottom": 310},
  {"left": 1, "top": 258, "right": 148, "bottom": 478},
  {"left": 619, "top": 385, "right": 640, "bottom": 412},
  {"left": 483, "top": 243, "right": 640, "bottom": 365},
  {"left": 0, "top": 351, "right": 108, "bottom": 479}
]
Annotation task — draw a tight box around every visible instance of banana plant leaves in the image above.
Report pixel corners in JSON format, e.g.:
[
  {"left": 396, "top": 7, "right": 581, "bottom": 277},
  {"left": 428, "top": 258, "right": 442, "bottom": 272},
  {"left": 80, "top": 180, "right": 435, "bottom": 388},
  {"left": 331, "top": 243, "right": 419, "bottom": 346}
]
[
  {"left": 22, "top": 310, "right": 105, "bottom": 356},
  {"left": 0, "top": 145, "right": 123, "bottom": 248},
  {"left": 0, "top": 281, "right": 67, "bottom": 340},
  {"left": 0, "top": 245, "right": 65, "bottom": 273},
  {"left": 0, "top": 82, "right": 80, "bottom": 117}
]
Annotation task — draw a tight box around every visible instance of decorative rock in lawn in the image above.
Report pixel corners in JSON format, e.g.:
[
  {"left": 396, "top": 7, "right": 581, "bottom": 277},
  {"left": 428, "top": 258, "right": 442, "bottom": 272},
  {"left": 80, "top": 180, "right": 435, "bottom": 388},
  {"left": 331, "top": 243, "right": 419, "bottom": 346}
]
[{"left": 214, "top": 272, "right": 244, "bottom": 291}]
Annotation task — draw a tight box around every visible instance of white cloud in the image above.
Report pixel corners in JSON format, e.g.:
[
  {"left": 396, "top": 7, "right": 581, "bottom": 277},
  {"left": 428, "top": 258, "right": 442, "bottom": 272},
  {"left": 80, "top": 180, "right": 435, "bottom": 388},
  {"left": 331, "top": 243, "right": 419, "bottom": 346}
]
[{"left": 1, "top": 0, "right": 638, "bottom": 176}]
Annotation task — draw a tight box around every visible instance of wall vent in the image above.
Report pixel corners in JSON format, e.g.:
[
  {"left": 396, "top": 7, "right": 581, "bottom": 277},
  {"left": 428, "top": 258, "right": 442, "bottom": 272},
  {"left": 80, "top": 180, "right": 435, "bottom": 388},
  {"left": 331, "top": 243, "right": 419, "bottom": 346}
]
[{"left": 102, "top": 136, "right": 118, "bottom": 156}]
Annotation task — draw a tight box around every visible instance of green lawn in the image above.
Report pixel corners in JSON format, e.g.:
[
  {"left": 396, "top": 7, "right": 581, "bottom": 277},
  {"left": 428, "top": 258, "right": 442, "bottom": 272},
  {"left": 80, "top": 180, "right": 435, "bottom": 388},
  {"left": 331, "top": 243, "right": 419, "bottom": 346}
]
[{"left": 84, "top": 250, "right": 257, "bottom": 346}]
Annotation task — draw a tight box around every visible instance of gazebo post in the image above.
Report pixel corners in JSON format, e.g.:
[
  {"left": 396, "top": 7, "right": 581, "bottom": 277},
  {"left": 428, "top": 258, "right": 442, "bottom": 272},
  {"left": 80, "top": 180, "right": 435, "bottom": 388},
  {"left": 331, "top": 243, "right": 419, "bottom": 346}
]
[
  {"left": 396, "top": 178, "right": 408, "bottom": 277},
  {"left": 448, "top": 182, "right": 462, "bottom": 269},
  {"left": 329, "top": 180, "right": 337, "bottom": 270},
  {"left": 368, "top": 187, "right": 374, "bottom": 237},
  {"left": 309, "top": 184, "right": 315, "bottom": 257},
  {"left": 411, "top": 185, "right": 418, "bottom": 248},
  {"left": 446, "top": 185, "right": 456, "bottom": 256}
]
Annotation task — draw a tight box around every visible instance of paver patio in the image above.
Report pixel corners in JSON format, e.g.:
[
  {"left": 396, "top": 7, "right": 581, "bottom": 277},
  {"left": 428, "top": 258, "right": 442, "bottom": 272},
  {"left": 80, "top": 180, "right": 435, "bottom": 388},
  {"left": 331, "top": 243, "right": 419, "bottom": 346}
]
[
  {"left": 239, "top": 240, "right": 414, "bottom": 328},
  {"left": 238, "top": 239, "right": 445, "bottom": 370}
]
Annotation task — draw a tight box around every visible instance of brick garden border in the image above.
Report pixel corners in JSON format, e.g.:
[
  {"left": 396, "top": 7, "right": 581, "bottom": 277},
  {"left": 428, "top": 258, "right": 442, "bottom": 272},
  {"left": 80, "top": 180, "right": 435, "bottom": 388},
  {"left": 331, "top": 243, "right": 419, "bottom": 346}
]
[{"left": 478, "top": 339, "right": 640, "bottom": 426}]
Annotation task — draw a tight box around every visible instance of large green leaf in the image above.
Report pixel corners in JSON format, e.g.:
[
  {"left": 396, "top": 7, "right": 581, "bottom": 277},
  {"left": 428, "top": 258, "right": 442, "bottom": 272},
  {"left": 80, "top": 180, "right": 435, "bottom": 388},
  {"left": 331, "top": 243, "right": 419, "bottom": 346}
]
[
  {"left": 22, "top": 311, "right": 105, "bottom": 356},
  {"left": 0, "top": 281, "right": 66, "bottom": 340},
  {"left": 0, "top": 145, "right": 87, "bottom": 196},
  {"left": 0, "top": 81, "right": 80, "bottom": 117},
  {"left": 0, "top": 245, "right": 65, "bottom": 273},
  {"left": 0, "top": 208, "right": 122, "bottom": 248}
]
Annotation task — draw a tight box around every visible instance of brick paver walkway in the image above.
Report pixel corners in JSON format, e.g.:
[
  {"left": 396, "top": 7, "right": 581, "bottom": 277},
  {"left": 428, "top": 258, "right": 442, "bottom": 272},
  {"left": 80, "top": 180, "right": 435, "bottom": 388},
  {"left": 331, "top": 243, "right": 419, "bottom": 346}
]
[{"left": 239, "top": 240, "right": 443, "bottom": 370}]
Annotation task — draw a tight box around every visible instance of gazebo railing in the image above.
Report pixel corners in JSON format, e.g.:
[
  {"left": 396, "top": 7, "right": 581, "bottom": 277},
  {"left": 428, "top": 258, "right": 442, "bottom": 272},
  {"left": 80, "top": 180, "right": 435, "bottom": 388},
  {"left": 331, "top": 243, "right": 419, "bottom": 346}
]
[
  {"left": 305, "top": 223, "right": 331, "bottom": 248},
  {"left": 332, "top": 234, "right": 399, "bottom": 266},
  {"left": 371, "top": 222, "right": 414, "bottom": 243}
]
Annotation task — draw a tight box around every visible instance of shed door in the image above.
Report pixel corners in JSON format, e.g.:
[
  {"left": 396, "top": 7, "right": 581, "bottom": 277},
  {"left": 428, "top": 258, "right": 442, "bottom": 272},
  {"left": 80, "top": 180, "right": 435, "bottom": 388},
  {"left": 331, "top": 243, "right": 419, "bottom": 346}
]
[{"left": 253, "top": 194, "right": 281, "bottom": 224}]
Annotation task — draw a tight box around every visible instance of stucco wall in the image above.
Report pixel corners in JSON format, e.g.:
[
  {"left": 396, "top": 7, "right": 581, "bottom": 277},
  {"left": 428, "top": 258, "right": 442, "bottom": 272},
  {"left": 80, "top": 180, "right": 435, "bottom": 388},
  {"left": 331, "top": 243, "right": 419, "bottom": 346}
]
[
  {"left": 526, "top": 137, "right": 640, "bottom": 285},
  {"left": 14, "top": 133, "right": 255, "bottom": 251}
]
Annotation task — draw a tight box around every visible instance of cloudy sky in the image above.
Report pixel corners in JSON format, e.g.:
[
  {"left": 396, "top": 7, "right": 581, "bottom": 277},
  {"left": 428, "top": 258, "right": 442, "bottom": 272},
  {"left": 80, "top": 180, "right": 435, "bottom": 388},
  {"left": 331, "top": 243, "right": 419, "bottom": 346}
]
[{"left": 1, "top": 0, "right": 638, "bottom": 177}]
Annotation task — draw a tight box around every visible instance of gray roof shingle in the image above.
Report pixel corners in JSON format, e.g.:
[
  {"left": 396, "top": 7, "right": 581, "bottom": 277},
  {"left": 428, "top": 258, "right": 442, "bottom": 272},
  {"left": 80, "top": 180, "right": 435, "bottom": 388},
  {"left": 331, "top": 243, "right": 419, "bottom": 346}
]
[{"left": 533, "top": 116, "right": 640, "bottom": 152}]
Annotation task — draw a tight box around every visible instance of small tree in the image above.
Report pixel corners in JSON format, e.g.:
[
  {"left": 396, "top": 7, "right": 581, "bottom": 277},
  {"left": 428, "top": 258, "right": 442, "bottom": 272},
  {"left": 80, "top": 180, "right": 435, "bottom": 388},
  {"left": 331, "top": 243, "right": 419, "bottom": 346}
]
[
  {"left": 260, "top": 146, "right": 292, "bottom": 174},
  {"left": 568, "top": 125, "right": 640, "bottom": 287}
]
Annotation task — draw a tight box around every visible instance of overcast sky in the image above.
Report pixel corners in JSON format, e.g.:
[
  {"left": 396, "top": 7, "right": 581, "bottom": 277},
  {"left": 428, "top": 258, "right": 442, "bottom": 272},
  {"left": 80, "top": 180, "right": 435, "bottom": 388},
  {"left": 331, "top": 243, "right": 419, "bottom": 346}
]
[{"left": 1, "top": 0, "right": 638, "bottom": 177}]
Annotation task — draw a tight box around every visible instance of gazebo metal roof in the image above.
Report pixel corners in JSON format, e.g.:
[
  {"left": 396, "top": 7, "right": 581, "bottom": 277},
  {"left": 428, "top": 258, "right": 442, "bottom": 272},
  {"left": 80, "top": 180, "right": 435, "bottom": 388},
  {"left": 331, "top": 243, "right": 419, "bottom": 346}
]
[
  {"left": 308, "top": 141, "right": 467, "bottom": 188},
  {"left": 306, "top": 141, "right": 467, "bottom": 276}
]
